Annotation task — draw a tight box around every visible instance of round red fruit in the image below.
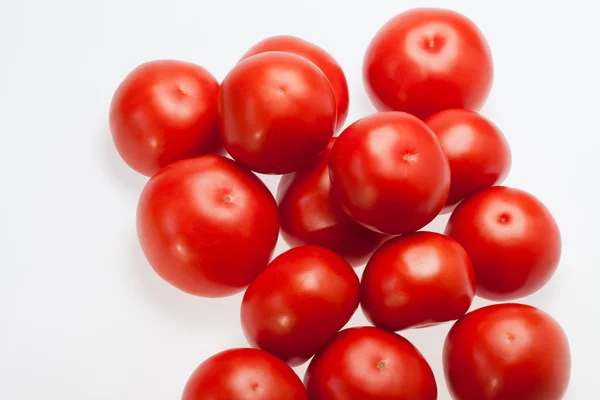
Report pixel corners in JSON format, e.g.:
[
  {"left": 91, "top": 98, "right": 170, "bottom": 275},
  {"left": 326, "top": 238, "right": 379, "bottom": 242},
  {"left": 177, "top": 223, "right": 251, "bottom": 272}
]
[
  {"left": 241, "top": 35, "right": 349, "bottom": 131},
  {"left": 444, "top": 304, "right": 571, "bottom": 400},
  {"left": 110, "top": 60, "right": 220, "bottom": 176},
  {"left": 278, "top": 138, "right": 386, "bottom": 267},
  {"left": 241, "top": 246, "right": 360, "bottom": 366},
  {"left": 305, "top": 327, "right": 437, "bottom": 400},
  {"left": 182, "top": 348, "right": 307, "bottom": 400},
  {"left": 329, "top": 112, "right": 450, "bottom": 235},
  {"left": 219, "top": 52, "right": 337, "bottom": 174},
  {"left": 361, "top": 231, "right": 475, "bottom": 331},
  {"left": 445, "top": 186, "right": 561, "bottom": 300},
  {"left": 425, "top": 109, "right": 511, "bottom": 209},
  {"left": 363, "top": 8, "right": 493, "bottom": 119},
  {"left": 136, "top": 155, "right": 279, "bottom": 297}
]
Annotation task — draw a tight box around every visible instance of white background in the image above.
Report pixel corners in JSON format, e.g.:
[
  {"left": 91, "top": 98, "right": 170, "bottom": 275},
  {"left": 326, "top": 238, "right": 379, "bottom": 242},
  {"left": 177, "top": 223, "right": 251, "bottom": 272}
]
[{"left": 2, "top": 0, "right": 599, "bottom": 398}]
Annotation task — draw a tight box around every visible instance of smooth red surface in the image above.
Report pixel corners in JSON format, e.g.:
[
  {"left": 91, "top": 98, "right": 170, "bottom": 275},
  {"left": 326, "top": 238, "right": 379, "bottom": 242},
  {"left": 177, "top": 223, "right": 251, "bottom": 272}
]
[
  {"left": 305, "top": 327, "right": 437, "bottom": 400},
  {"left": 241, "top": 246, "right": 359, "bottom": 366},
  {"left": 241, "top": 35, "right": 350, "bottom": 131},
  {"left": 136, "top": 155, "right": 279, "bottom": 297},
  {"left": 219, "top": 52, "right": 337, "bottom": 174},
  {"left": 182, "top": 348, "right": 307, "bottom": 400},
  {"left": 425, "top": 109, "right": 511, "bottom": 210},
  {"left": 329, "top": 112, "right": 450, "bottom": 234},
  {"left": 277, "top": 138, "right": 386, "bottom": 267},
  {"left": 363, "top": 8, "right": 493, "bottom": 119},
  {"left": 445, "top": 186, "right": 561, "bottom": 300},
  {"left": 110, "top": 60, "right": 220, "bottom": 176},
  {"left": 361, "top": 232, "right": 475, "bottom": 331},
  {"left": 444, "top": 304, "right": 571, "bottom": 400}
]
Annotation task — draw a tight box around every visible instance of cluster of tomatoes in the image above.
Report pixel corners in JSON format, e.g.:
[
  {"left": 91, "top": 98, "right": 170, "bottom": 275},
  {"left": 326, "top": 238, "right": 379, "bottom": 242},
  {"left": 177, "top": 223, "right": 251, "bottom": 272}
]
[{"left": 109, "top": 8, "right": 571, "bottom": 400}]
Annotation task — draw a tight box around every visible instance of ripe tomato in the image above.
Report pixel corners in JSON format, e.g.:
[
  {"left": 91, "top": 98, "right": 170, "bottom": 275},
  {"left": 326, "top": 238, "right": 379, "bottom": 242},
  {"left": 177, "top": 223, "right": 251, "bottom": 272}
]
[
  {"left": 444, "top": 304, "right": 571, "bottom": 400},
  {"left": 329, "top": 112, "right": 450, "bottom": 235},
  {"left": 445, "top": 186, "right": 561, "bottom": 300},
  {"left": 425, "top": 109, "right": 511, "bottom": 210},
  {"left": 277, "top": 138, "right": 385, "bottom": 267},
  {"left": 363, "top": 8, "right": 493, "bottom": 119},
  {"left": 136, "top": 155, "right": 279, "bottom": 297},
  {"left": 305, "top": 327, "right": 437, "bottom": 399},
  {"left": 361, "top": 232, "right": 475, "bottom": 331},
  {"left": 182, "top": 348, "right": 307, "bottom": 400},
  {"left": 240, "top": 35, "right": 350, "bottom": 131},
  {"left": 219, "top": 52, "right": 337, "bottom": 174},
  {"left": 110, "top": 60, "right": 220, "bottom": 176},
  {"left": 241, "top": 246, "right": 359, "bottom": 366}
]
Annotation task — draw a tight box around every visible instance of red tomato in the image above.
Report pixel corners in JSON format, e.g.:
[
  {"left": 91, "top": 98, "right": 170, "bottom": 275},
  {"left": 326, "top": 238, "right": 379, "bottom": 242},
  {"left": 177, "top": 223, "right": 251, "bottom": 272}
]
[
  {"left": 329, "top": 112, "right": 450, "bottom": 234},
  {"left": 444, "top": 304, "right": 571, "bottom": 400},
  {"left": 219, "top": 52, "right": 337, "bottom": 174},
  {"left": 110, "top": 60, "right": 220, "bottom": 176},
  {"left": 277, "top": 138, "right": 386, "bottom": 267},
  {"left": 425, "top": 109, "right": 512, "bottom": 210},
  {"left": 182, "top": 348, "right": 307, "bottom": 400},
  {"left": 136, "top": 155, "right": 279, "bottom": 297},
  {"left": 445, "top": 186, "right": 561, "bottom": 300},
  {"left": 363, "top": 8, "right": 493, "bottom": 119},
  {"left": 241, "top": 246, "right": 359, "bottom": 366},
  {"left": 361, "top": 232, "right": 475, "bottom": 331},
  {"left": 305, "top": 327, "right": 437, "bottom": 399},
  {"left": 240, "top": 35, "right": 350, "bottom": 131}
]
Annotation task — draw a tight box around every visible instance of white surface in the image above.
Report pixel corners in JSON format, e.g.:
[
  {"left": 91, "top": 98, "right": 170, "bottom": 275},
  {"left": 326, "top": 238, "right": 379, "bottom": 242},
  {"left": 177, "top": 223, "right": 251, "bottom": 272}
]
[{"left": 2, "top": 0, "right": 599, "bottom": 398}]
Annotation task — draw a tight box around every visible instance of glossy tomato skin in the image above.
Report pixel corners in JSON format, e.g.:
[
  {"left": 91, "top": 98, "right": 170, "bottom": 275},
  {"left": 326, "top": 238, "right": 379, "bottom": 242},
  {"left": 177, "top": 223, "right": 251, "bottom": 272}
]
[
  {"left": 305, "top": 327, "right": 437, "bottom": 400},
  {"left": 241, "top": 246, "right": 360, "bottom": 366},
  {"left": 444, "top": 304, "right": 571, "bottom": 400},
  {"left": 425, "top": 109, "right": 512, "bottom": 210},
  {"left": 110, "top": 60, "right": 220, "bottom": 176},
  {"left": 240, "top": 35, "right": 350, "bottom": 131},
  {"left": 361, "top": 232, "right": 475, "bottom": 331},
  {"left": 219, "top": 52, "right": 337, "bottom": 174},
  {"left": 329, "top": 112, "right": 450, "bottom": 235},
  {"left": 182, "top": 348, "right": 307, "bottom": 400},
  {"left": 136, "top": 155, "right": 279, "bottom": 297},
  {"left": 445, "top": 186, "right": 561, "bottom": 300},
  {"left": 277, "top": 138, "right": 386, "bottom": 267},
  {"left": 364, "top": 8, "right": 493, "bottom": 119}
]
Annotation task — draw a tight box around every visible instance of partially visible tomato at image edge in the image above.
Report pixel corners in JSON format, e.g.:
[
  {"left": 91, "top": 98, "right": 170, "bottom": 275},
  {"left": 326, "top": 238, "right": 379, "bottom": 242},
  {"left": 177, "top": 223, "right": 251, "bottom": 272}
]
[
  {"left": 305, "top": 326, "right": 437, "bottom": 399},
  {"left": 136, "top": 155, "right": 279, "bottom": 297},
  {"left": 182, "top": 348, "right": 307, "bottom": 399},
  {"left": 444, "top": 304, "right": 571, "bottom": 400},
  {"left": 240, "top": 35, "right": 350, "bottom": 131},
  {"left": 110, "top": 60, "right": 221, "bottom": 176}
]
